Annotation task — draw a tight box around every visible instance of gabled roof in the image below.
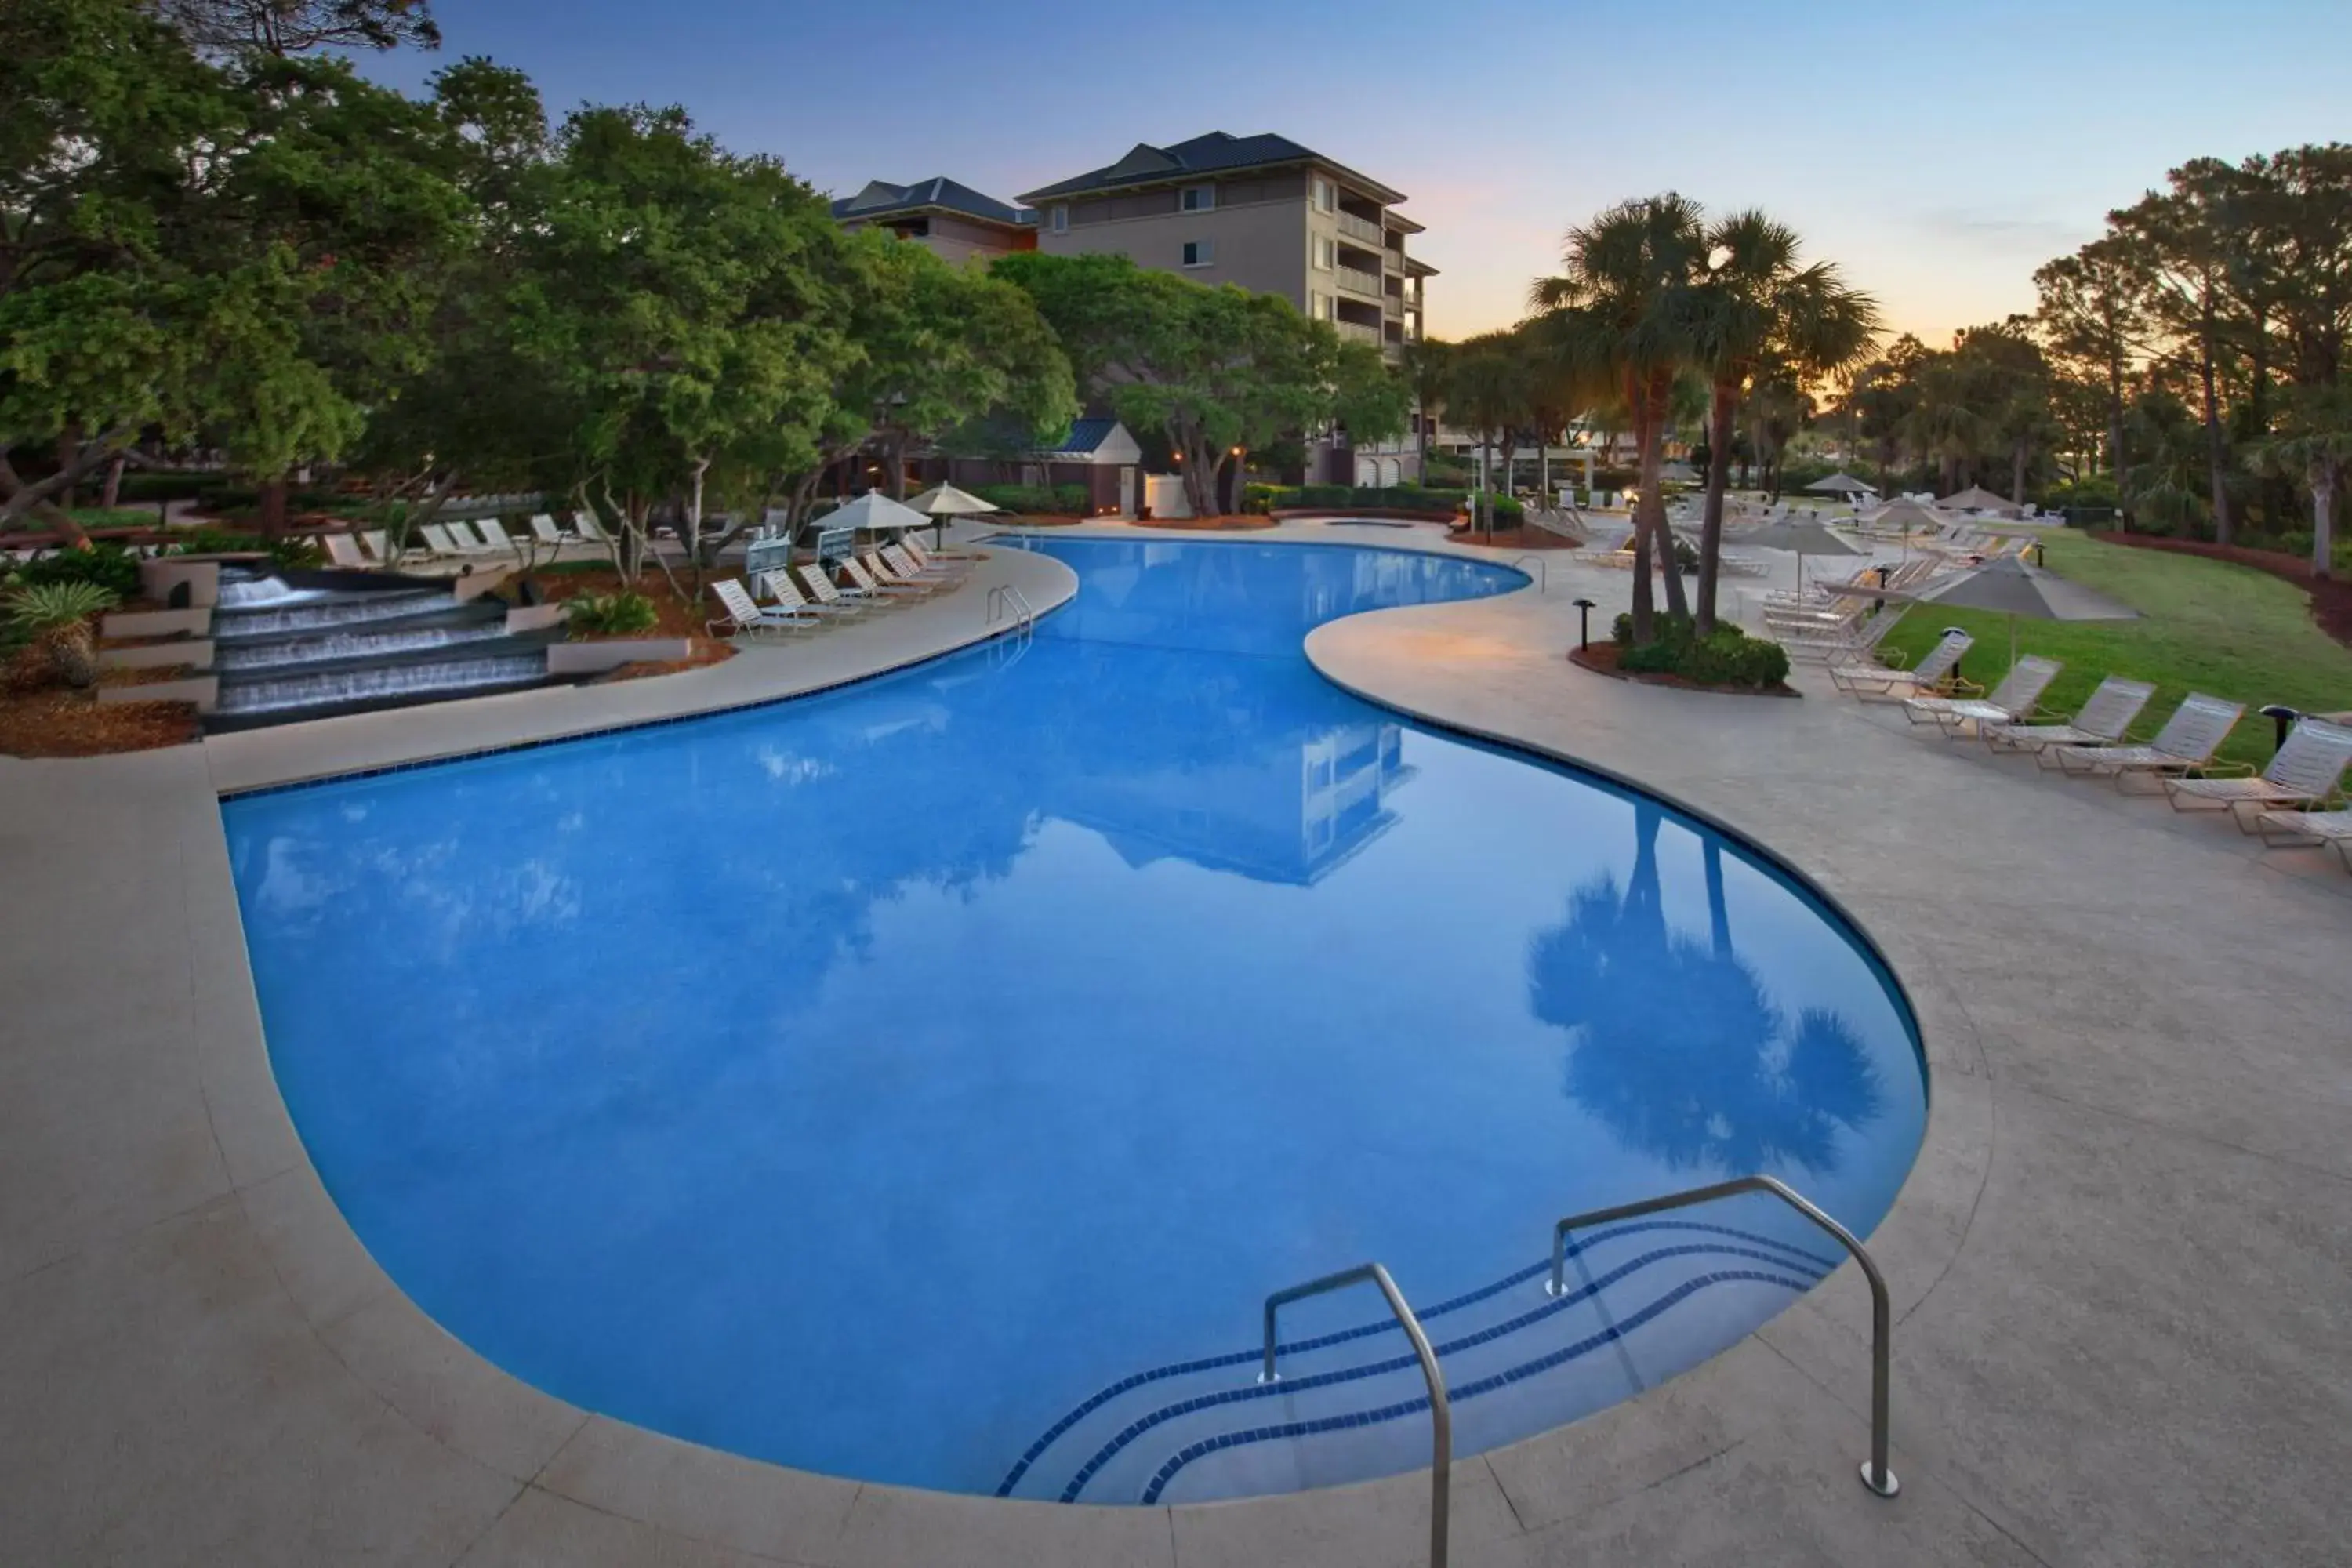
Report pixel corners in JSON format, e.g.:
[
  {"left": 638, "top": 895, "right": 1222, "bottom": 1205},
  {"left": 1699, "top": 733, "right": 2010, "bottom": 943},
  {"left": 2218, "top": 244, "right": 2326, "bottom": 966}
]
[
  {"left": 1017, "top": 131, "right": 1406, "bottom": 206},
  {"left": 829, "top": 176, "right": 1035, "bottom": 230},
  {"left": 1045, "top": 419, "right": 1142, "bottom": 462}
]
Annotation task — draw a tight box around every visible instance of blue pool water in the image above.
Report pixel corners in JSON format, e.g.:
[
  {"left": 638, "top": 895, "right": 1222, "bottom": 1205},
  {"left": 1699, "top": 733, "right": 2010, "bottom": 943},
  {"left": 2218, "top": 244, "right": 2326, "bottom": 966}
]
[{"left": 223, "top": 538, "right": 1926, "bottom": 1504}]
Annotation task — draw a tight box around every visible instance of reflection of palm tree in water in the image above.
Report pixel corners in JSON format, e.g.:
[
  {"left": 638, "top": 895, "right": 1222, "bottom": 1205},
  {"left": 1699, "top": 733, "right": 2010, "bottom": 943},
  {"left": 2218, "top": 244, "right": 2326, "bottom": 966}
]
[{"left": 1527, "top": 802, "right": 1883, "bottom": 1176}]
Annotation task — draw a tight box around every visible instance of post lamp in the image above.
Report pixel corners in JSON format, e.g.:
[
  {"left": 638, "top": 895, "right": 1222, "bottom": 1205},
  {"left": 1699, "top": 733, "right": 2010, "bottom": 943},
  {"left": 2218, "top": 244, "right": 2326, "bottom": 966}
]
[
  {"left": 2260, "top": 704, "right": 2302, "bottom": 751},
  {"left": 1573, "top": 597, "right": 1597, "bottom": 649}
]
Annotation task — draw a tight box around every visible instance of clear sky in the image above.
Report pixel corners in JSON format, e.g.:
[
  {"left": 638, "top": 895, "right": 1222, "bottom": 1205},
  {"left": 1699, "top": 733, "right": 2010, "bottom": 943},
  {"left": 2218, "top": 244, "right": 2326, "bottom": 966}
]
[{"left": 371, "top": 0, "right": 2352, "bottom": 348}]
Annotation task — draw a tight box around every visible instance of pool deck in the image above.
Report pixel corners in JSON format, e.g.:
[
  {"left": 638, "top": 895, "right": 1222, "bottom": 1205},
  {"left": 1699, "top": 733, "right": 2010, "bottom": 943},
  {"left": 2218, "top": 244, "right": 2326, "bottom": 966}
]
[{"left": 4, "top": 521, "right": 2348, "bottom": 1566}]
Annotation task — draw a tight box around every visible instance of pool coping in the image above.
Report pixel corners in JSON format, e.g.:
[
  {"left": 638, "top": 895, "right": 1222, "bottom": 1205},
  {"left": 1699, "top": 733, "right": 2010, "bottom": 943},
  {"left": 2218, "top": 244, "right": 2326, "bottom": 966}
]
[{"left": 175, "top": 521, "right": 1989, "bottom": 1565}]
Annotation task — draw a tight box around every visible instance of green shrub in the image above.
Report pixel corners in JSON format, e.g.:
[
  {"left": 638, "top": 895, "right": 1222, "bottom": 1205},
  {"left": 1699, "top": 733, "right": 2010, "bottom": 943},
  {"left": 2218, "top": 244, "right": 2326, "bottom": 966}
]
[
  {"left": 165, "top": 528, "right": 322, "bottom": 570},
  {"left": 14, "top": 543, "right": 143, "bottom": 598},
  {"left": 1610, "top": 613, "right": 1789, "bottom": 688},
  {"left": 5, "top": 581, "right": 118, "bottom": 688},
  {"left": 965, "top": 483, "right": 1080, "bottom": 516},
  {"left": 565, "top": 590, "right": 659, "bottom": 637}
]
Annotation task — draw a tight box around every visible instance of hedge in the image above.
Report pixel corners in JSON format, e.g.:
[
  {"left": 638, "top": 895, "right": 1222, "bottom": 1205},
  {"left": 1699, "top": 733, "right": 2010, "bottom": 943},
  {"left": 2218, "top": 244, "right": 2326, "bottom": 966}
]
[
  {"left": 1613, "top": 613, "right": 1791, "bottom": 688},
  {"left": 965, "top": 483, "right": 1087, "bottom": 516},
  {"left": 1244, "top": 483, "right": 1523, "bottom": 524}
]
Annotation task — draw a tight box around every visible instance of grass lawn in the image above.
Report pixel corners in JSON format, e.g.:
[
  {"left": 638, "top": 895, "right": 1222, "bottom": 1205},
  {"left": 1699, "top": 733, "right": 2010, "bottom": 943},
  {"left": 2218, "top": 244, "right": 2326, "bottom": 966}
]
[{"left": 1875, "top": 530, "right": 2352, "bottom": 771}]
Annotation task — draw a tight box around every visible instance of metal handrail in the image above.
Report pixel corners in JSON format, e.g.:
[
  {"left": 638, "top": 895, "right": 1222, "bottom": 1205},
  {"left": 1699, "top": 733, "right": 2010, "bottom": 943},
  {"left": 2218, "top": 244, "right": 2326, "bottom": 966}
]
[
  {"left": 1261, "top": 1263, "right": 1451, "bottom": 1568},
  {"left": 1508, "top": 554, "right": 1548, "bottom": 593},
  {"left": 985, "top": 583, "right": 1035, "bottom": 632},
  {"left": 1548, "top": 1174, "right": 1900, "bottom": 1498}
]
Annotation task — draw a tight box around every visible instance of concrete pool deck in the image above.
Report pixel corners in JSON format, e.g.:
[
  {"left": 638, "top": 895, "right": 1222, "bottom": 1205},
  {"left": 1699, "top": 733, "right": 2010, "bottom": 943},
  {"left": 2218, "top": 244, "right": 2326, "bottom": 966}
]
[{"left": 3, "top": 521, "right": 2348, "bottom": 1566}]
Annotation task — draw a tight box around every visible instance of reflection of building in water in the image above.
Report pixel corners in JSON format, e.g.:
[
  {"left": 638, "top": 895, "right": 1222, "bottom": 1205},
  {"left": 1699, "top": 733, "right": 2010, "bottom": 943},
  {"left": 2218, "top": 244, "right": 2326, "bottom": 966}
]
[{"left": 1060, "top": 717, "right": 1413, "bottom": 886}]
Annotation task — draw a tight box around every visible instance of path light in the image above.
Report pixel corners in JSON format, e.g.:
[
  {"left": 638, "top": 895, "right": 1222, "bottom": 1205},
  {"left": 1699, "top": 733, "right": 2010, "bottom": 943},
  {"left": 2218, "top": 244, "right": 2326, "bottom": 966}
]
[
  {"left": 1573, "top": 597, "right": 1597, "bottom": 649},
  {"left": 2261, "top": 704, "right": 2302, "bottom": 751}
]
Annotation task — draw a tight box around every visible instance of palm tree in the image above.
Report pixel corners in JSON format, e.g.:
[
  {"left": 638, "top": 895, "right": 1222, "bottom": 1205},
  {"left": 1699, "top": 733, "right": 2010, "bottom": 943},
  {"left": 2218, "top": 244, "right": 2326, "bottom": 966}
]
[
  {"left": 1530, "top": 194, "right": 1709, "bottom": 642},
  {"left": 1446, "top": 330, "right": 1533, "bottom": 540},
  {"left": 2250, "top": 382, "right": 2352, "bottom": 578},
  {"left": 1688, "top": 212, "right": 1881, "bottom": 633},
  {"left": 1398, "top": 336, "right": 1452, "bottom": 483}
]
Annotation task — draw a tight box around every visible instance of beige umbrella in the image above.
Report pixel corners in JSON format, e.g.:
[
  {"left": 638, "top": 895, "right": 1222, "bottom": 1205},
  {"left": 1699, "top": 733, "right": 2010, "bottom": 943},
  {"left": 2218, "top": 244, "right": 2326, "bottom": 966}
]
[
  {"left": 906, "top": 482, "right": 1004, "bottom": 546},
  {"left": 1938, "top": 485, "right": 2023, "bottom": 517}
]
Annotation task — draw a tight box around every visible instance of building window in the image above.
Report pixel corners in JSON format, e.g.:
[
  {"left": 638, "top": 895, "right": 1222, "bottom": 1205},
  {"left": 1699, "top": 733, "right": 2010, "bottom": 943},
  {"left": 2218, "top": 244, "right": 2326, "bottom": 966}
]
[
  {"left": 1182, "top": 239, "right": 1214, "bottom": 268},
  {"left": 1181, "top": 183, "right": 1215, "bottom": 212},
  {"left": 1310, "top": 290, "right": 1333, "bottom": 321},
  {"left": 1050, "top": 205, "right": 1068, "bottom": 234},
  {"left": 1312, "top": 235, "right": 1334, "bottom": 270},
  {"left": 1312, "top": 177, "right": 1334, "bottom": 212}
]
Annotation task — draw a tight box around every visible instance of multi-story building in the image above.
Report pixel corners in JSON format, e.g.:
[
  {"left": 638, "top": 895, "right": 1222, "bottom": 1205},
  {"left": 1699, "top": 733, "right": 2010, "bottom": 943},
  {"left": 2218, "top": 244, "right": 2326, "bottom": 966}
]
[
  {"left": 1015, "top": 132, "right": 1432, "bottom": 363},
  {"left": 829, "top": 177, "right": 1037, "bottom": 266}
]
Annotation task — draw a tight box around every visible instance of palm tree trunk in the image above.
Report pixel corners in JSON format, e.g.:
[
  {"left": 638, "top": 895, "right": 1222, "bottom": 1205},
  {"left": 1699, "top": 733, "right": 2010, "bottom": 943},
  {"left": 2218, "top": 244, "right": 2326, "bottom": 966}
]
[
  {"left": 1639, "top": 377, "right": 1690, "bottom": 622},
  {"left": 1626, "top": 407, "right": 1657, "bottom": 645},
  {"left": 1696, "top": 379, "right": 1737, "bottom": 635}
]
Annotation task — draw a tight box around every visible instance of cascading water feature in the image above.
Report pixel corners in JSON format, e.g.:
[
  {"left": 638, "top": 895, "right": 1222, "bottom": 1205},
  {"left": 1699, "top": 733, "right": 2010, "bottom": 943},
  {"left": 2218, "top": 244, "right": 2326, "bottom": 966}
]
[{"left": 204, "top": 568, "right": 564, "bottom": 731}]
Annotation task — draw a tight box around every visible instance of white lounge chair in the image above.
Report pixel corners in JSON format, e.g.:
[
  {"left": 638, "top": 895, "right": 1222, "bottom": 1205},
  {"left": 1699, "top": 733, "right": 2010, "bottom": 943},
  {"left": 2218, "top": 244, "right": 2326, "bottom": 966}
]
[
  {"left": 1982, "top": 676, "right": 2157, "bottom": 760},
  {"left": 2163, "top": 719, "right": 2352, "bottom": 829},
  {"left": 572, "top": 511, "right": 615, "bottom": 546},
  {"left": 1830, "top": 629, "right": 1973, "bottom": 700},
  {"left": 883, "top": 543, "right": 958, "bottom": 585},
  {"left": 833, "top": 556, "right": 909, "bottom": 606},
  {"left": 418, "top": 523, "right": 469, "bottom": 557},
  {"left": 902, "top": 535, "right": 978, "bottom": 566},
  {"left": 708, "top": 577, "right": 813, "bottom": 638},
  {"left": 1783, "top": 609, "right": 1903, "bottom": 666},
  {"left": 758, "top": 569, "right": 855, "bottom": 622},
  {"left": 529, "top": 514, "right": 572, "bottom": 547},
  {"left": 321, "top": 533, "right": 369, "bottom": 569},
  {"left": 1904, "top": 655, "right": 2064, "bottom": 733},
  {"left": 2254, "top": 807, "right": 2352, "bottom": 869},
  {"left": 465, "top": 521, "right": 521, "bottom": 559},
  {"left": 792, "top": 563, "right": 866, "bottom": 615},
  {"left": 2051, "top": 694, "right": 2245, "bottom": 790},
  {"left": 861, "top": 550, "right": 949, "bottom": 598}
]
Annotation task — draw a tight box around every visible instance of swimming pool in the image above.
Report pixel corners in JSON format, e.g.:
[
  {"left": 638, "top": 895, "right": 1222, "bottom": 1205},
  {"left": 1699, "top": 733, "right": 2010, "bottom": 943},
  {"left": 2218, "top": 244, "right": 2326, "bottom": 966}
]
[{"left": 223, "top": 537, "right": 1926, "bottom": 1505}]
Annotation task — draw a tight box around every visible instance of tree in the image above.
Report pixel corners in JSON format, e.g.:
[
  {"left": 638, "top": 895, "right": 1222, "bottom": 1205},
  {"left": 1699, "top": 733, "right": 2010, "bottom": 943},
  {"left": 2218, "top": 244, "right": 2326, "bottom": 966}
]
[
  {"left": 1686, "top": 209, "right": 1878, "bottom": 632},
  {"left": 2250, "top": 382, "right": 2352, "bottom": 577},
  {"left": 1443, "top": 330, "right": 1532, "bottom": 540},
  {"left": 1397, "top": 335, "right": 1451, "bottom": 478},
  {"left": 160, "top": 0, "right": 440, "bottom": 56},
  {"left": 994, "top": 251, "right": 1399, "bottom": 517},
  {"left": 2113, "top": 165, "right": 2245, "bottom": 543},
  {"left": 1530, "top": 194, "right": 1709, "bottom": 641}
]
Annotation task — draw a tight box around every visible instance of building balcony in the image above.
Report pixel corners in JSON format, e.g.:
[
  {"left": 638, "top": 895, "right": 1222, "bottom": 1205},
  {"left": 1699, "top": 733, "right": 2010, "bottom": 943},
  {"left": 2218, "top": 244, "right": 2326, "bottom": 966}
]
[
  {"left": 1382, "top": 292, "right": 1403, "bottom": 319},
  {"left": 1334, "top": 209, "right": 1383, "bottom": 247},
  {"left": 1335, "top": 265, "right": 1385, "bottom": 301},
  {"left": 1336, "top": 319, "right": 1382, "bottom": 347}
]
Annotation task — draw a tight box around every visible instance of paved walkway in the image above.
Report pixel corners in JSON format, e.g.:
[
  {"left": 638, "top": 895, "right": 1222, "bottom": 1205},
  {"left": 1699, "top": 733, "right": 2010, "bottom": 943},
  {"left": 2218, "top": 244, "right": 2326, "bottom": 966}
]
[{"left": 2, "top": 523, "right": 2347, "bottom": 1566}]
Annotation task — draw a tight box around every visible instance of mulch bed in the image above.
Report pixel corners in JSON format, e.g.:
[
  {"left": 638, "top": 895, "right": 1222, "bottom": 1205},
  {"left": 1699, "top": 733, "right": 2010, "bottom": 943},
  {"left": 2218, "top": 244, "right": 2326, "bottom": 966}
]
[
  {"left": 1569, "top": 641, "right": 1798, "bottom": 698},
  {"left": 0, "top": 655, "right": 201, "bottom": 756},
  {"left": 523, "top": 566, "right": 735, "bottom": 672},
  {"left": 1448, "top": 525, "right": 1584, "bottom": 552},
  {"left": 2089, "top": 531, "right": 2352, "bottom": 649}
]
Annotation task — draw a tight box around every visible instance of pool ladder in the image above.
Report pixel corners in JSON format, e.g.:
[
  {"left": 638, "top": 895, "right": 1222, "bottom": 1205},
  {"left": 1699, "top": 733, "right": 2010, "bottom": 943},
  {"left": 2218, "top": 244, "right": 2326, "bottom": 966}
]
[
  {"left": 1255, "top": 1174, "right": 1896, "bottom": 1568},
  {"left": 985, "top": 583, "right": 1036, "bottom": 636}
]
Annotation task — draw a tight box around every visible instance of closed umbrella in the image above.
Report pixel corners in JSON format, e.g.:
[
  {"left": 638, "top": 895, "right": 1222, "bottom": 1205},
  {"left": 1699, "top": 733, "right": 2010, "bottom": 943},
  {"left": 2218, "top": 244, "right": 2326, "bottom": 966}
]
[
  {"left": 1733, "top": 517, "right": 1864, "bottom": 592},
  {"left": 1908, "top": 552, "right": 2138, "bottom": 667}
]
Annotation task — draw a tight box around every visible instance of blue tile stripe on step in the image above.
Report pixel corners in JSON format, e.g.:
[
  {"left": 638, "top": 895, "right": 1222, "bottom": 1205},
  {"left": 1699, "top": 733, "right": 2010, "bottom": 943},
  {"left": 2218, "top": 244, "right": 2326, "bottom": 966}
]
[
  {"left": 993, "top": 1218, "right": 1834, "bottom": 1498},
  {"left": 1053, "top": 1243, "right": 1828, "bottom": 1503},
  {"left": 1137, "top": 1266, "right": 1817, "bottom": 1504}
]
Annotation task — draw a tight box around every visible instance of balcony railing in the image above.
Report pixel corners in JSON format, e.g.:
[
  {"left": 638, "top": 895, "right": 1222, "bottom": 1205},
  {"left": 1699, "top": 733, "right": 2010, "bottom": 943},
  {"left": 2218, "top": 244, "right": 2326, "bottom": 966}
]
[
  {"left": 1383, "top": 292, "right": 1404, "bottom": 319},
  {"left": 1335, "top": 265, "right": 1385, "bottom": 301},
  {"left": 1334, "top": 209, "right": 1384, "bottom": 246},
  {"left": 1336, "top": 320, "right": 1382, "bottom": 346}
]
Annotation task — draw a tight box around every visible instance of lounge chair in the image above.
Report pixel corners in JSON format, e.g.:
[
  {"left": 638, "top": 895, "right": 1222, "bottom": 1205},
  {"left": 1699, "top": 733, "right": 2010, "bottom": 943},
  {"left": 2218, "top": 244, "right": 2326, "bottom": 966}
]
[
  {"left": 2162, "top": 719, "right": 2352, "bottom": 829},
  {"left": 833, "top": 555, "right": 912, "bottom": 605},
  {"left": 1830, "top": 628, "right": 1973, "bottom": 700},
  {"left": 1981, "top": 676, "right": 2157, "bottom": 760},
  {"left": 901, "top": 535, "right": 977, "bottom": 567},
  {"left": 757, "top": 569, "right": 855, "bottom": 622},
  {"left": 529, "top": 514, "right": 572, "bottom": 547},
  {"left": 1904, "top": 655, "right": 2063, "bottom": 732},
  {"left": 792, "top": 563, "right": 866, "bottom": 615},
  {"left": 2051, "top": 694, "right": 2245, "bottom": 790},
  {"left": 321, "top": 533, "right": 369, "bottom": 569},
  {"left": 707, "top": 577, "right": 814, "bottom": 638},
  {"left": 418, "top": 522, "right": 469, "bottom": 557},
  {"left": 883, "top": 543, "right": 959, "bottom": 585},
  {"left": 465, "top": 521, "right": 521, "bottom": 559},
  {"left": 2254, "top": 807, "right": 2352, "bottom": 869},
  {"left": 846, "top": 553, "right": 932, "bottom": 601},
  {"left": 1783, "top": 609, "right": 1902, "bottom": 665},
  {"left": 572, "top": 511, "right": 615, "bottom": 546},
  {"left": 862, "top": 550, "right": 949, "bottom": 599},
  {"left": 357, "top": 528, "right": 396, "bottom": 564}
]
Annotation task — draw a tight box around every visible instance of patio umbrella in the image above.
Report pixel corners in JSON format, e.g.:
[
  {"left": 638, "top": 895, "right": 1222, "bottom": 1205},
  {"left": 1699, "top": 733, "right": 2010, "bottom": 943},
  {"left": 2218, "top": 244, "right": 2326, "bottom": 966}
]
[
  {"left": 1805, "top": 472, "right": 1878, "bottom": 496},
  {"left": 821, "top": 490, "right": 931, "bottom": 543},
  {"left": 1938, "top": 484, "right": 2022, "bottom": 517},
  {"left": 1907, "top": 552, "right": 2138, "bottom": 667},
  {"left": 1733, "top": 517, "right": 1864, "bottom": 590},
  {"left": 906, "top": 482, "right": 1003, "bottom": 547}
]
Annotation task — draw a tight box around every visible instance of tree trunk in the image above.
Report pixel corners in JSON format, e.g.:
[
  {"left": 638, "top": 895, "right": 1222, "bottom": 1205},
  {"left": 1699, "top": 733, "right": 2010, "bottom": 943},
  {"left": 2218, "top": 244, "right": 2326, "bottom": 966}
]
[
  {"left": 2199, "top": 292, "right": 2230, "bottom": 545},
  {"left": 100, "top": 453, "right": 127, "bottom": 511},
  {"left": 1696, "top": 379, "right": 1738, "bottom": 635},
  {"left": 2316, "top": 469, "right": 2338, "bottom": 581},
  {"left": 2011, "top": 439, "right": 2027, "bottom": 507},
  {"left": 54, "top": 426, "right": 81, "bottom": 512},
  {"left": 1639, "top": 376, "right": 1690, "bottom": 622},
  {"left": 885, "top": 432, "right": 907, "bottom": 499},
  {"left": 684, "top": 457, "right": 710, "bottom": 596},
  {"left": 1625, "top": 401, "right": 1657, "bottom": 646},
  {"left": 258, "top": 477, "right": 289, "bottom": 539}
]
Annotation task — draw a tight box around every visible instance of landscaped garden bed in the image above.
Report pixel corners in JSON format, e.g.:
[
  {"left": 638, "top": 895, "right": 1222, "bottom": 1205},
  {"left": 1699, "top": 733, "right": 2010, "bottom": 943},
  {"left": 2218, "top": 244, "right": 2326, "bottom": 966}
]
[
  {"left": 1570, "top": 614, "right": 1796, "bottom": 696},
  {"left": 526, "top": 563, "right": 737, "bottom": 672}
]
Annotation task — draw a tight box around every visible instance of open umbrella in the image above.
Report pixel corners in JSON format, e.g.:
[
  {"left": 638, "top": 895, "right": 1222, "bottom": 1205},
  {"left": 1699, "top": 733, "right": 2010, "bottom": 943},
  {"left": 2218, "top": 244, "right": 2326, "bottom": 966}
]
[
  {"left": 1733, "top": 517, "right": 1864, "bottom": 591},
  {"left": 906, "top": 481, "right": 1004, "bottom": 548},
  {"left": 1938, "top": 484, "right": 2022, "bottom": 517},
  {"left": 1805, "top": 472, "right": 1878, "bottom": 496},
  {"left": 1907, "top": 552, "right": 2138, "bottom": 667}
]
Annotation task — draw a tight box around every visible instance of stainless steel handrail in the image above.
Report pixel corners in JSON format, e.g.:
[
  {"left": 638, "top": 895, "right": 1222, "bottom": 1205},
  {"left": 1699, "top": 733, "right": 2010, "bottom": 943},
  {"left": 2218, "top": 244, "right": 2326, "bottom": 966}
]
[
  {"left": 1261, "top": 1263, "right": 1451, "bottom": 1568},
  {"left": 1508, "top": 554, "right": 1548, "bottom": 593},
  {"left": 985, "top": 583, "right": 1035, "bottom": 632},
  {"left": 1547, "top": 1174, "right": 1900, "bottom": 1498}
]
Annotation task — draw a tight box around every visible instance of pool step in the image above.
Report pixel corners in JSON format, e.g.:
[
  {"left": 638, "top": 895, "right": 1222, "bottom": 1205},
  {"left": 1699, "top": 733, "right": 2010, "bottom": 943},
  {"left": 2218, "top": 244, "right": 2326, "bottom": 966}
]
[{"left": 1000, "top": 1220, "right": 1832, "bottom": 1506}]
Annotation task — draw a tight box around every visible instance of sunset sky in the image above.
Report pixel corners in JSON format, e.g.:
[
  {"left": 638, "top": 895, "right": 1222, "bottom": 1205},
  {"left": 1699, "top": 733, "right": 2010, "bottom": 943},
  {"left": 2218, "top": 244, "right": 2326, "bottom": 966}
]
[{"left": 375, "top": 0, "right": 2352, "bottom": 350}]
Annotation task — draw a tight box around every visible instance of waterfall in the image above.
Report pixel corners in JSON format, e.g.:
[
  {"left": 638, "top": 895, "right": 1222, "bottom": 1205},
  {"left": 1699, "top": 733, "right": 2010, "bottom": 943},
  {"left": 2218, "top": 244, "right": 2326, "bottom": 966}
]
[{"left": 212, "top": 653, "right": 548, "bottom": 716}]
